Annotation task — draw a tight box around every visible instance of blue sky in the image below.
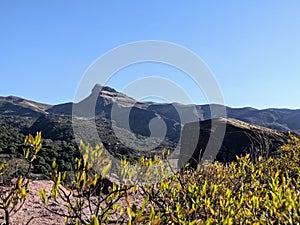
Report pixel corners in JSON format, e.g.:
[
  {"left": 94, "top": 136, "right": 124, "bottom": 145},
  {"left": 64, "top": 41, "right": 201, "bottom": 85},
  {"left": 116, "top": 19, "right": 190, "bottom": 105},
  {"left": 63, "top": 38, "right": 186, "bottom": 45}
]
[{"left": 1, "top": 1, "right": 300, "bottom": 109}]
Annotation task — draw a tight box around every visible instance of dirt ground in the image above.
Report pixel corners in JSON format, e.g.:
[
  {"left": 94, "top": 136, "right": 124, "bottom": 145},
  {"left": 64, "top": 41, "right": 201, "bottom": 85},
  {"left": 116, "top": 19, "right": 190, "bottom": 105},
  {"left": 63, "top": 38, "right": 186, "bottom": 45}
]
[
  {"left": 0, "top": 180, "right": 65, "bottom": 225},
  {"left": 0, "top": 179, "right": 144, "bottom": 225}
]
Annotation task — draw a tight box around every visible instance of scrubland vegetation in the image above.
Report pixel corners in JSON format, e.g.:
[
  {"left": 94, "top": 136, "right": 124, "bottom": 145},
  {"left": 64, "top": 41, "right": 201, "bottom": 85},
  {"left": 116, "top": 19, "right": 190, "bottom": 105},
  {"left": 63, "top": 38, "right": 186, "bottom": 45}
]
[{"left": 1, "top": 132, "right": 300, "bottom": 224}]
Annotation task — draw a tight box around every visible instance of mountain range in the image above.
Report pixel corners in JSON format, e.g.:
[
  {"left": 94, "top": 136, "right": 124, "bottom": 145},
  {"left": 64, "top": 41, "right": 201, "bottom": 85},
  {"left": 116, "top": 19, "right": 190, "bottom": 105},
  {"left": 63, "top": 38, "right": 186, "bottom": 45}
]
[{"left": 0, "top": 84, "right": 299, "bottom": 164}]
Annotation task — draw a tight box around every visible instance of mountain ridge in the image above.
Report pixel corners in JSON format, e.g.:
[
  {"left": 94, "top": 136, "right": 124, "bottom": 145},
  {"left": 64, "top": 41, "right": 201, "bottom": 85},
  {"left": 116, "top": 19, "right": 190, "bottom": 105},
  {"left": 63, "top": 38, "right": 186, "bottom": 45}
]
[
  {"left": 0, "top": 85, "right": 298, "bottom": 168},
  {"left": 1, "top": 84, "right": 300, "bottom": 134}
]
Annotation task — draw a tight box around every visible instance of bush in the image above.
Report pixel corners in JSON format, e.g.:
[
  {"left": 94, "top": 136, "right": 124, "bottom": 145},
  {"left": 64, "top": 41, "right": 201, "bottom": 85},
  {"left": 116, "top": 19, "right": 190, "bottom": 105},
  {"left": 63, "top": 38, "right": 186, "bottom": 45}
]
[
  {"left": 0, "top": 132, "right": 41, "bottom": 225},
  {"left": 136, "top": 133, "right": 300, "bottom": 224},
  {"left": 37, "top": 134, "right": 300, "bottom": 224}
]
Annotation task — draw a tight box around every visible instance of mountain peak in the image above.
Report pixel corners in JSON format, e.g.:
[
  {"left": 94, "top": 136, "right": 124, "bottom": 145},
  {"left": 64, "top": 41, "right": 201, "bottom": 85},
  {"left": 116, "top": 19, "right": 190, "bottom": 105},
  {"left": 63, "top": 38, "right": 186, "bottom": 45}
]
[
  {"left": 92, "top": 84, "right": 117, "bottom": 95},
  {"left": 88, "top": 84, "right": 137, "bottom": 107}
]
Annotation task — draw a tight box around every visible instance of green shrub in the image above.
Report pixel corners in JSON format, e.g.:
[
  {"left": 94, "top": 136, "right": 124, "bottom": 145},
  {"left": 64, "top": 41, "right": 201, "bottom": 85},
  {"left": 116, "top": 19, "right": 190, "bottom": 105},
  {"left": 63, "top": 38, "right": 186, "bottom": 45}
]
[
  {"left": 0, "top": 132, "right": 41, "bottom": 225},
  {"left": 37, "top": 133, "right": 300, "bottom": 224},
  {"left": 40, "top": 141, "right": 133, "bottom": 224},
  {"left": 136, "top": 133, "right": 300, "bottom": 224}
]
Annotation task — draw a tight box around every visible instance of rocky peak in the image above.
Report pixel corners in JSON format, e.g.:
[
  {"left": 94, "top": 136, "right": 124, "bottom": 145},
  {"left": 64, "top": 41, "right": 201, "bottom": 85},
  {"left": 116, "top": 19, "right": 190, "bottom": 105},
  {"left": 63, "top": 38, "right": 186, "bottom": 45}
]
[
  {"left": 90, "top": 84, "right": 137, "bottom": 106},
  {"left": 92, "top": 84, "right": 117, "bottom": 95}
]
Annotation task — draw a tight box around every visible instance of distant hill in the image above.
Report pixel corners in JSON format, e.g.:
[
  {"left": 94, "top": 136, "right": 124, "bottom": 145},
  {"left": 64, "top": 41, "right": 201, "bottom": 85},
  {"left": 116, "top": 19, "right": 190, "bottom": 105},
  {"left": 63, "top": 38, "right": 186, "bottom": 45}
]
[{"left": 0, "top": 96, "right": 50, "bottom": 117}]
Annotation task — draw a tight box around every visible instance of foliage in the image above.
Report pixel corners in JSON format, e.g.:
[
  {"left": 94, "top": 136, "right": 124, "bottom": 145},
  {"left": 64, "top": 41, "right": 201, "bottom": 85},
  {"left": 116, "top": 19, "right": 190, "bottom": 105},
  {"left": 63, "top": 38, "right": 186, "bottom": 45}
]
[
  {"left": 136, "top": 133, "right": 300, "bottom": 224},
  {"left": 1, "top": 130, "right": 300, "bottom": 224},
  {"left": 0, "top": 132, "right": 41, "bottom": 225},
  {"left": 40, "top": 141, "right": 134, "bottom": 224},
  {"left": 32, "top": 140, "right": 80, "bottom": 175},
  {"left": 0, "top": 123, "right": 24, "bottom": 156},
  {"left": 37, "top": 134, "right": 300, "bottom": 224},
  {"left": 0, "top": 114, "right": 81, "bottom": 176}
]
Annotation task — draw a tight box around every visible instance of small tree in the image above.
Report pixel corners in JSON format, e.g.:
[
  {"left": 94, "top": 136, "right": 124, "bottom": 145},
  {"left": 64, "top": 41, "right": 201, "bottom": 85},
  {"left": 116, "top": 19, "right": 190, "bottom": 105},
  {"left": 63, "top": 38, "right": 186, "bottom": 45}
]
[{"left": 0, "top": 132, "right": 42, "bottom": 225}]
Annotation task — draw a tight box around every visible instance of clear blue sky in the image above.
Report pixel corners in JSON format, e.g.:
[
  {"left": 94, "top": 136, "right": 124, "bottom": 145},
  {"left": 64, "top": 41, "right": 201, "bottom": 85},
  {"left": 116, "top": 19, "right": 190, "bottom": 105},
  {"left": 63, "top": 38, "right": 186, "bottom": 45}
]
[{"left": 1, "top": 1, "right": 300, "bottom": 109}]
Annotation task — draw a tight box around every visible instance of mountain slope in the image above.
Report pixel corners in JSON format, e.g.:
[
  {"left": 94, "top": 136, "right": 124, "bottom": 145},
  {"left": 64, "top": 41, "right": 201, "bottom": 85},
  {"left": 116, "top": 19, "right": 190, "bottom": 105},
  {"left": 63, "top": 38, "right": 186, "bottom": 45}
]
[
  {"left": 0, "top": 84, "right": 299, "bottom": 156},
  {"left": 0, "top": 96, "right": 51, "bottom": 117}
]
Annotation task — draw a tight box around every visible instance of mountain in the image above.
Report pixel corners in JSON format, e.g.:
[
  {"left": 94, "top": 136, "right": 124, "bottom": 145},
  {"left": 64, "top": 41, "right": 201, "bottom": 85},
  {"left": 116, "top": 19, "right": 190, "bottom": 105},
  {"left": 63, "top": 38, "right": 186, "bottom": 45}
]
[
  {"left": 0, "top": 84, "right": 299, "bottom": 164},
  {"left": 43, "top": 85, "right": 300, "bottom": 133}
]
